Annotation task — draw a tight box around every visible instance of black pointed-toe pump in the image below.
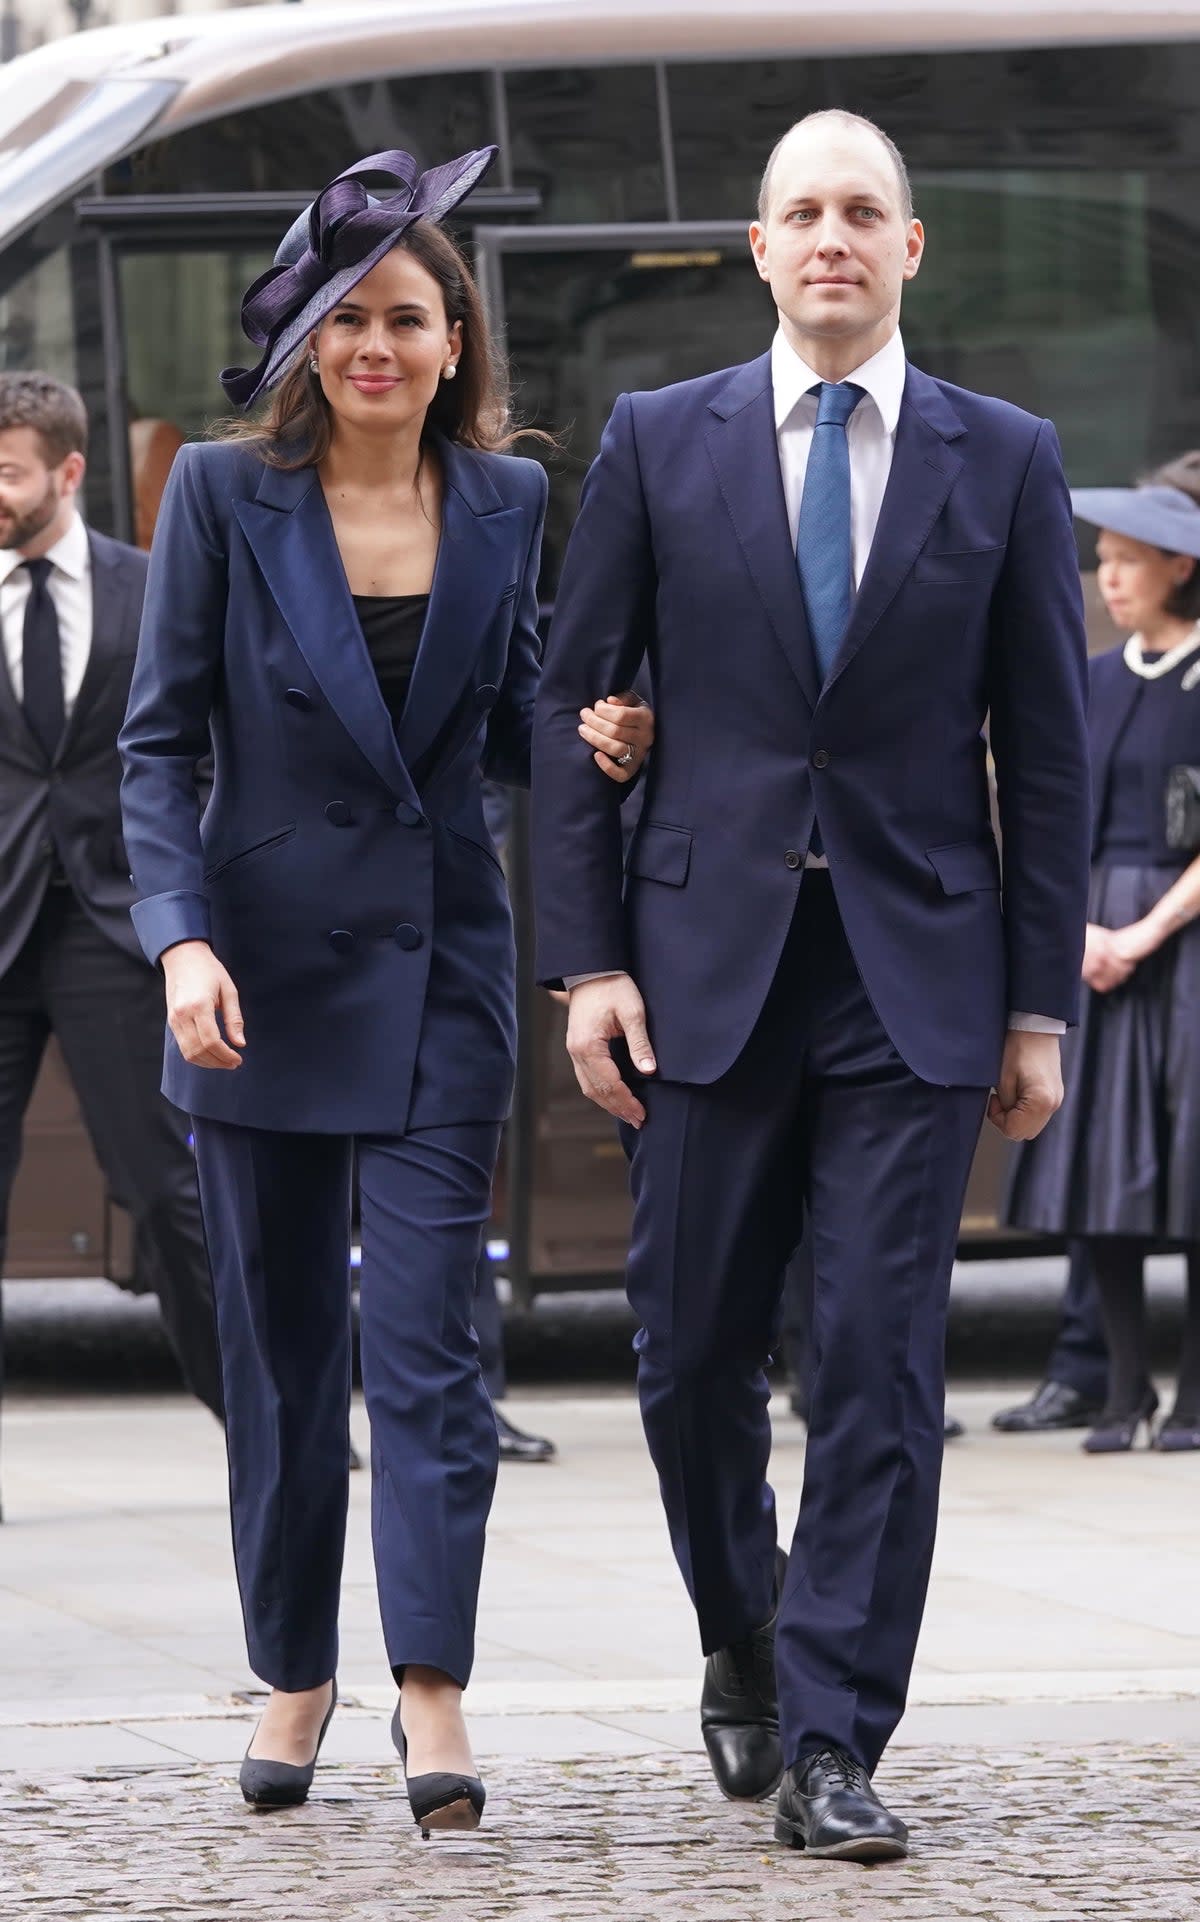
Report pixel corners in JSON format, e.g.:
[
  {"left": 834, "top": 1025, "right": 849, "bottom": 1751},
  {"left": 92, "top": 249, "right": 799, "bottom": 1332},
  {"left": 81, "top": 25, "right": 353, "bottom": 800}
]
[
  {"left": 240, "top": 1680, "right": 338, "bottom": 1808},
  {"left": 390, "top": 1700, "right": 486, "bottom": 1839}
]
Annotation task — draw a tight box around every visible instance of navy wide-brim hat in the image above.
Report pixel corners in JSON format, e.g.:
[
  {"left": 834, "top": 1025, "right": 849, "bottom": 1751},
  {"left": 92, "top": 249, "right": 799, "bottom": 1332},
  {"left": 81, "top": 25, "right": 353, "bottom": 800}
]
[
  {"left": 220, "top": 145, "right": 498, "bottom": 410},
  {"left": 1071, "top": 485, "right": 1200, "bottom": 561}
]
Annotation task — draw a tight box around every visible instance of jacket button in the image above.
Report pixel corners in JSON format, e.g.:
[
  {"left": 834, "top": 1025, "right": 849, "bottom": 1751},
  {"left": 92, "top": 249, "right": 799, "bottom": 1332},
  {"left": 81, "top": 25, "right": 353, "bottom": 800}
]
[
  {"left": 475, "top": 684, "right": 499, "bottom": 711},
  {"left": 324, "top": 801, "right": 351, "bottom": 827},
  {"left": 328, "top": 929, "right": 355, "bottom": 953},
  {"left": 393, "top": 923, "right": 422, "bottom": 951},
  {"left": 394, "top": 802, "right": 423, "bottom": 826},
  {"left": 784, "top": 850, "right": 802, "bottom": 870},
  {"left": 285, "top": 688, "right": 313, "bottom": 710},
  {"left": 812, "top": 748, "right": 831, "bottom": 769}
]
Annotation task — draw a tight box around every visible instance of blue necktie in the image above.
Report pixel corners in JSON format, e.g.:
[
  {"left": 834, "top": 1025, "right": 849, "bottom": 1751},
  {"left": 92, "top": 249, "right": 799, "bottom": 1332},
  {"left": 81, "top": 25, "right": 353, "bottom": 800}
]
[{"left": 794, "top": 381, "right": 864, "bottom": 686}]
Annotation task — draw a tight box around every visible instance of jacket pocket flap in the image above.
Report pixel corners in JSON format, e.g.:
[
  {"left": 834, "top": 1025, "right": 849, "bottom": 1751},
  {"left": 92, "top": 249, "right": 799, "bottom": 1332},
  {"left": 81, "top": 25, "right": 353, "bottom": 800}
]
[
  {"left": 926, "top": 839, "right": 1000, "bottom": 894},
  {"left": 913, "top": 546, "right": 1003, "bottom": 584},
  {"left": 628, "top": 822, "right": 692, "bottom": 887}
]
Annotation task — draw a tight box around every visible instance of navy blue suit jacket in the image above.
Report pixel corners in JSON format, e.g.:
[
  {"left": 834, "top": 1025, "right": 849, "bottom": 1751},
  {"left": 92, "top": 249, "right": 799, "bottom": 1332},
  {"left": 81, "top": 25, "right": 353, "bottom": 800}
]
[
  {"left": 120, "top": 434, "right": 547, "bottom": 1133},
  {"left": 532, "top": 354, "right": 1091, "bottom": 1089}
]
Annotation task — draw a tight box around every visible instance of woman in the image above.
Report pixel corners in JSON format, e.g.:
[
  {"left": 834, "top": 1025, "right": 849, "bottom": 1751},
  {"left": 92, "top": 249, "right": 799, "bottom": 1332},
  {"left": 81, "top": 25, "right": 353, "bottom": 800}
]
[
  {"left": 1007, "top": 454, "right": 1200, "bottom": 1454},
  {"left": 119, "top": 147, "right": 652, "bottom": 1827}
]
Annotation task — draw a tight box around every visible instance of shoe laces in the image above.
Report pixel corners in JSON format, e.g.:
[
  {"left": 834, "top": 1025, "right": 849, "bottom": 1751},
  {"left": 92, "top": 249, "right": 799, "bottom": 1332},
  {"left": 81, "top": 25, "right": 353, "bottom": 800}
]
[{"left": 808, "top": 1747, "right": 870, "bottom": 1794}]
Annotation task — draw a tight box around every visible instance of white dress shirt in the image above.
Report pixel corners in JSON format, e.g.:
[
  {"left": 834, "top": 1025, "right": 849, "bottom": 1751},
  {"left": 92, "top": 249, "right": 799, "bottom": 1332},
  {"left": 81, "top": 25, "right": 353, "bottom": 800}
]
[
  {"left": 772, "top": 324, "right": 906, "bottom": 596},
  {"left": 567, "top": 334, "right": 1062, "bottom": 1033},
  {"left": 0, "top": 511, "right": 93, "bottom": 720}
]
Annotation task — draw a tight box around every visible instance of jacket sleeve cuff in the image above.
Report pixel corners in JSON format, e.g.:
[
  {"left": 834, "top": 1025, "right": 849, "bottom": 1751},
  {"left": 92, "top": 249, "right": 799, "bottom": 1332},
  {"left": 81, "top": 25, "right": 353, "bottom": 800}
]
[{"left": 130, "top": 890, "right": 212, "bottom": 967}]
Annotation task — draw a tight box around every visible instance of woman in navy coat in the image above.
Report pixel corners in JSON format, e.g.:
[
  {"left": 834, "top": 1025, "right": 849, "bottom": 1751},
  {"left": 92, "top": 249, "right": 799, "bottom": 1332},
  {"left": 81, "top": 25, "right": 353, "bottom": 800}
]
[
  {"left": 1007, "top": 456, "right": 1200, "bottom": 1456},
  {"left": 119, "top": 149, "right": 652, "bottom": 1828}
]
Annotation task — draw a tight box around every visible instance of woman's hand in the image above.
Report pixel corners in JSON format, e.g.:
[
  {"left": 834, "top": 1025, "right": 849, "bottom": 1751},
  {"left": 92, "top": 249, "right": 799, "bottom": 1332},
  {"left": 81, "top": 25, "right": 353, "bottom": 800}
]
[
  {"left": 579, "top": 690, "right": 654, "bottom": 784},
  {"left": 161, "top": 939, "right": 246, "bottom": 1069},
  {"left": 1081, "top": 923, "right": 1136, "bottom": 994},
  {"left": 1109, "top": 917, "right": 1164, "bottom": 969}
]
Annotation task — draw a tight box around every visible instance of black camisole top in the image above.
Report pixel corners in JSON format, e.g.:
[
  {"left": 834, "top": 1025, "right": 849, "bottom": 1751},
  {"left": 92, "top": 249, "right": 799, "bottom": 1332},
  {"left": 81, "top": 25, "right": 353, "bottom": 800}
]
[{"left": 353, "top": 593, "right": 429, "bottom": 725}]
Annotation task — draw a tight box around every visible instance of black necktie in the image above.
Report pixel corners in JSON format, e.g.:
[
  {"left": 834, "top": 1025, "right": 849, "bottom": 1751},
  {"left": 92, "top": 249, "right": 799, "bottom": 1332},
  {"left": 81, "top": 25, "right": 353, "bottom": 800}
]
[{"left": 22, "top": 556, "right": 65, "bottom": 760}]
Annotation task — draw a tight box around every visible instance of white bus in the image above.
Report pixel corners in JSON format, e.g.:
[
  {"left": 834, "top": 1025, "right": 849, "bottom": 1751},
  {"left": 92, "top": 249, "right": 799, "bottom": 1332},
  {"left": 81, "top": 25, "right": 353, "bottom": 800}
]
[{"left": 2, "top": 0, "right": 1196, "bottom": 1286}]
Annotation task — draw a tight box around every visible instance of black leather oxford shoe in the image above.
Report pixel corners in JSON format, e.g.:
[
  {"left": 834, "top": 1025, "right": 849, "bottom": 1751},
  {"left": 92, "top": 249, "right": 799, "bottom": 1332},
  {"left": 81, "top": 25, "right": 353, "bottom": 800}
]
[
  {"left": 992, "top": 1380, "right": 1101, "bottom": 1433},
  {"left": 495, "top": 1408, "right": 557, "bottom": 1463},
  {"left": 775, "top": 1747, "right": 908, "bottom": 1862},
  {"left": 700, "top": 1546, "right": 786, "bottom": 1801}
]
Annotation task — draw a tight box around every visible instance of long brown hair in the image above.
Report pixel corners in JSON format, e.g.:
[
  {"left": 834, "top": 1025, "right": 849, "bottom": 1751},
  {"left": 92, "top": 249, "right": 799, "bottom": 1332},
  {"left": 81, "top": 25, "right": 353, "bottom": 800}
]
[{"left": 214, "top": 221, "right": 528, "bottom": 469}]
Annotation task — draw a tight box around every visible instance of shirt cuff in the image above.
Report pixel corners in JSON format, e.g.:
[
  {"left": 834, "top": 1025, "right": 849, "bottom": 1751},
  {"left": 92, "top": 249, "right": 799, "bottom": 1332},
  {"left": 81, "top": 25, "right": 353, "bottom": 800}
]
[
  {"left": 563, "top": 971, "right": 626, "bottom": 989},
  {"left": 1007, "top": 1011, "right": 1067, "bottom": 1034}
]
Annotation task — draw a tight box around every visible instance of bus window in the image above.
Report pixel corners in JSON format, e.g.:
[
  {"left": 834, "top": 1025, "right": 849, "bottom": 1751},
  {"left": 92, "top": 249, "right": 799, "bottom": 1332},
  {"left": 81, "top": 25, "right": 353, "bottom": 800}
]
[{"left": 505, "top": 67, "right": 668, "bottom": 223}]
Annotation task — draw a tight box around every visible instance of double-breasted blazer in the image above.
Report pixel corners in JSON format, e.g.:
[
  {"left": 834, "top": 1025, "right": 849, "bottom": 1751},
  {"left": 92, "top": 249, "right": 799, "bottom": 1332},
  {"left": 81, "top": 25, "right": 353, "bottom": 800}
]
[
  {"left": 119, "top": 433, "right": 548, "bottom": 1133},
  {"left": 532, "top": 355, "right": 1092, "bottom": 1089}
]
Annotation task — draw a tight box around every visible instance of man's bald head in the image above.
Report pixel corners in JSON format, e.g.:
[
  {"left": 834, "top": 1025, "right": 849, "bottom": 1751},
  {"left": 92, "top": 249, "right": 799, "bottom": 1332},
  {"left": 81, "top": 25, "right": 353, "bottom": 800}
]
[{"left": 758, "top": 111, "right": 913, "bottom": 225}]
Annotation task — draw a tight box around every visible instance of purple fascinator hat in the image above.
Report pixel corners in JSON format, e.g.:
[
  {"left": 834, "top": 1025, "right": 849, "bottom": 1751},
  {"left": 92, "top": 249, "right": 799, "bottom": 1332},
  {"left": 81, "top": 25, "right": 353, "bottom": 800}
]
[{"left": 220, "top": 145, "right": 498, "bottom": 410}]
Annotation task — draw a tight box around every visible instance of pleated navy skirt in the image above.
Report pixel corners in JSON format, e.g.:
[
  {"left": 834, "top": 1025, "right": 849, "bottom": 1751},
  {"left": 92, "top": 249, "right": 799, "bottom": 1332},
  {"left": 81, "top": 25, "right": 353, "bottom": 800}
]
[{"left": 1005, "top": 863, "right": 1200, "bottom": 1242}]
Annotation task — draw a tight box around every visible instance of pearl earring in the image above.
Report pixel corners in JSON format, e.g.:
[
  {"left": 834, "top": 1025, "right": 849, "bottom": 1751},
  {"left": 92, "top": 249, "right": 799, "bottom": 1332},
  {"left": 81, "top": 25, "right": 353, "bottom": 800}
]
[
  {"left": 309, "top": 354, "right": 319, "bottom": 374},
  {"left": 443, "top": 364, "right": 457, "bottom": 381}
]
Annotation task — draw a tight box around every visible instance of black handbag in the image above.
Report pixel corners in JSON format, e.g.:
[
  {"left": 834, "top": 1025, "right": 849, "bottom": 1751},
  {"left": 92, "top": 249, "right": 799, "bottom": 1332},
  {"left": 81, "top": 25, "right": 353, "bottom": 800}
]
[{"left": 1165, "top": 765, "right": 1200, "bottom": 852}]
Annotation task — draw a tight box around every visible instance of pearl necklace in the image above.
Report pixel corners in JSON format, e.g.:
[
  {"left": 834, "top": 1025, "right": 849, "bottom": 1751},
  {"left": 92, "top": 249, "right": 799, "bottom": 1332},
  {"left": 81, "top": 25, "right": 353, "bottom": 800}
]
[{"left": 1123, "top": 622, "right": 1200, "bottom": 681}]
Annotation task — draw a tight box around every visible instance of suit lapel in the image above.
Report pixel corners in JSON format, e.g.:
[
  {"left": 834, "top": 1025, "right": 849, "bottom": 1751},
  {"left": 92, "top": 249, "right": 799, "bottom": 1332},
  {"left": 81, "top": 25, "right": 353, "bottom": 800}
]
[
  {"left": 233, "top": 463, "right": 420, "bottom": 805},
  {"left": 705, "top": 355, "right": 820, "bottom": 711},
  {"left": 396, "top": 438, "right": 523, "bottom": 776},
  {"left": 824, "top": 367, "right": 965, "bottom": 693},
  {"left": 56, "top": 532, "right": 129, "bottom": 765}
]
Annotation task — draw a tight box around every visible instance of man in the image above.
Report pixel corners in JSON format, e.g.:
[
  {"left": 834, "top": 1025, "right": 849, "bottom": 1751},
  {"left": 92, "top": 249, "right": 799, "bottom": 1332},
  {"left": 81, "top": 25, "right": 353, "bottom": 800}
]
[
  {"left": 992, "top": 1241, "right": 1108, "bottom": 1432},
  {"left": 781, "top": 1233, "right": 964, "bottom": 1436},
  {"left": 532, "top": 113, "right": 1090, "bottom": 1861},
  {"left": 474, "top": 1245, "right": 557, "bottom": 1461},
  {"left": 0, "top": 373, "right": 222, "bottom": 1470}
]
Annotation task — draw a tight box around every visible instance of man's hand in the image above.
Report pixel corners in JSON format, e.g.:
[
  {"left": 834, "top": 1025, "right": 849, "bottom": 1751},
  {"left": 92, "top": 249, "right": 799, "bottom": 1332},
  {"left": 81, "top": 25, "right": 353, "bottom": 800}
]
[
  {"left": 566, "top": 973, "right": 656, "bottom": 1127},
  {"left": 986, "top": 1030, "right": 1063, "bottom": 1141},
  {"left": 1081, "top": 922, "right": 1136, "bottom": 994},
  {"left": 161, "top": 939, "right": 245, "bottom": 1070},
  {"left": 579, "top": 690, "right": 654, "bottom": 784}
]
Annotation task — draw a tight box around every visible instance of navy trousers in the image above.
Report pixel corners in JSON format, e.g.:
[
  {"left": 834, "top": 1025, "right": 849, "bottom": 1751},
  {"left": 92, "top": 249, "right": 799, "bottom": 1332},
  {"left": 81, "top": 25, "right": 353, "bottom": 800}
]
[
  {"left": 622, "top": 875, "right": 986, "bottom": 1774},
  {"left": 1045, "top": 1240, "right": 1109, "bottom": 1403},
  {"left": 191, "top": 1115, "right": 502, "bottom": 1693}
]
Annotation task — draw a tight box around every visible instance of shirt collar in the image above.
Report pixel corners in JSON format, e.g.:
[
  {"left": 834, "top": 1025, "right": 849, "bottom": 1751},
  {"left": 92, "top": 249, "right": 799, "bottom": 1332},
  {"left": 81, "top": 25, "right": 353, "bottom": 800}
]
[
  {"left": 771, "top": 328, "right": 907, "bottom": 437},
  {"left": 0, "top": 510, "right": 89, "bottom": 588}
]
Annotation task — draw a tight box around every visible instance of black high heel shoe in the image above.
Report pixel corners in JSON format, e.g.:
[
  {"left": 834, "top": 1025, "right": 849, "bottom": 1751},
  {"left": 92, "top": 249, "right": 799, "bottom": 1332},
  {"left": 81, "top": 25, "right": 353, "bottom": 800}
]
[
  {"left": 1082, "top": 1388, "right": 1159, "bottom": 1454},
  {"left": 390, "top": 1700, "right": 486, "bottom": 1839},
  {"left": 1153, "top": 1407, "right": 1200, "bottom": 1452},
  {"left": 240, "top": 1679, "right": 337, "bottom": 1808}
]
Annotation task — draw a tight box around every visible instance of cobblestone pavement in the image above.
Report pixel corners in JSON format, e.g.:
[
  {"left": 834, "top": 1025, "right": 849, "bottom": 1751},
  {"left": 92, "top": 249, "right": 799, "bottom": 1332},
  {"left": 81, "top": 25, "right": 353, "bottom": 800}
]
[{"left": 3, "top": 1745, "right": 1197, "bottom": 1922}]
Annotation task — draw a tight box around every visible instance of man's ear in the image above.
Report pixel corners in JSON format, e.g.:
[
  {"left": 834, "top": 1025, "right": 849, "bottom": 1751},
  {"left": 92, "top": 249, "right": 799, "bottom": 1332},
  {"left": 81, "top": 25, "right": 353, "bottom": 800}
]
[{"left": 61, "top": 450, "right": 87, "bottom": 498}]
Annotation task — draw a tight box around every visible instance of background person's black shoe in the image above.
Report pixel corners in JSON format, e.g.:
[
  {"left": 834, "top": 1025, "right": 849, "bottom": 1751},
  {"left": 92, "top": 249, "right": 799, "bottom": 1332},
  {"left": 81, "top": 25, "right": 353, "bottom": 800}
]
[
  {"left": 992, "top": 1380, "right": 1101, "bottom": 1433},
  {"left": 701, "top": 1546, "right": 786, "bottom": 1801},
  {"left": 775, "top": 1747, "right": 908, "bottom": 1862},
  {"left": 495, "top": 1408, "right": 557, "bottom": 1462},
  {"left": 943, "top": 1412, "right": 965, "bottom": 1440},
  {"left": 1154, "top": 1407, "right": 1200, "bottom": 1452}
]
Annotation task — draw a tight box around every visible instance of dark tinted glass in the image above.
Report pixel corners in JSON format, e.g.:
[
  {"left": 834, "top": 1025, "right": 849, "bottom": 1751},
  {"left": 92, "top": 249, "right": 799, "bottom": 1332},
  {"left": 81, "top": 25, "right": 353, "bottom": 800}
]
[
  {"left": 669, "top": 42, "right": 1200, "bottom": 219},
  {"left": 499, "top": 241, "right": 773, "bottom": 592},
  {"left": 504, "top": 67, "right": 666, "bottom": 222},
  {"left": 107, "top": 74, "right": 493, "bottom": 195}
]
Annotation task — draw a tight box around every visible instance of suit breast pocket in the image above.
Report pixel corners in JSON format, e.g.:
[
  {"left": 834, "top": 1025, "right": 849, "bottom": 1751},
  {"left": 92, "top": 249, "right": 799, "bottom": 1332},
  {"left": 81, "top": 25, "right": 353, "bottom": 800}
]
[{"left": 912, "top": 547, "right": 1004, "bottom": 587}]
